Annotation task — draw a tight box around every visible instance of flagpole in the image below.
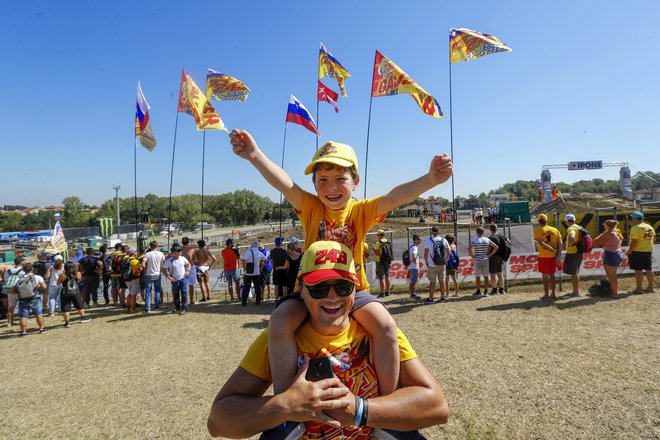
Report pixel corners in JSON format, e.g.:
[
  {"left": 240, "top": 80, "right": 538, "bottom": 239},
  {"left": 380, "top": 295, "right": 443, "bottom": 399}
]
[
  {"left": 363, "top": 51, "right": 378, "bottom": 200},
  {"left": 279, "top": 122, "right": 288, "bottom": 238},
  {"left": 448, "top": 39, "right": 458, "bottom": 238},
  {"left": 315, "top": 98, "right": 320, "bottom": 150},
  {"left": 134, "top": 135, "right": 139, "bottom": 250},
  {"left": 167, "top": 113, "right": 180, "bottom": 249},
  {"left": 201, "top": 131, "right": 206, "bottom": 240}
]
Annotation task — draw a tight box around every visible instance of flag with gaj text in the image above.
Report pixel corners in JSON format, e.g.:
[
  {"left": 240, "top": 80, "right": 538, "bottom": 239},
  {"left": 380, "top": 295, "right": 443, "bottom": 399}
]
[
  {"left": 319, "top": 43, "right": 351, "bottom": 97},
  {"left": 206, "top": 69, "right": 251, "bottom": 102},
  {"left": 449, "top": 28, "right": 511, "bottom": 64},
  {"left": 135, "top": 81, "right": 157, "bottom": 151},
  {"left": 177, "top": 69, "right": 227, "bottom": 131},
  {"left": 371, "top": 51, "right": 442, "bottom": 118}
]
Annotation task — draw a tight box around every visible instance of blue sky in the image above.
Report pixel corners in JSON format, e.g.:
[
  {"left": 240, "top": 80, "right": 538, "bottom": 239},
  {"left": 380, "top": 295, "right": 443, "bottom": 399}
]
[{"left": 1, "top": 1, "right": 658, "bottom": 206}]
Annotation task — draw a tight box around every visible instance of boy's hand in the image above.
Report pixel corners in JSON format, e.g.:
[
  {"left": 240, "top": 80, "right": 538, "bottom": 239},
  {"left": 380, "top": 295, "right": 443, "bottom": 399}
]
[
  {"left": 229, "top": 129, "right": 259, "bottom": 161},
  {"left": 429, "top": 154, "right": 453, "bottom": 185}
]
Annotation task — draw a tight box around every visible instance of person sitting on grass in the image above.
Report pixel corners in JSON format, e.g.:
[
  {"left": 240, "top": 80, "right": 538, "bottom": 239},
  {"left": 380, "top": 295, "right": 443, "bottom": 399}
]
[
  {"left": 207, "top": 241, "right": 449, "bottom": 439},
  {"left": 228, "top": 129, "right": 453, "bottom": 402},
  {"left": 57, "top": 262, "right": 91, "bottom": 328}
]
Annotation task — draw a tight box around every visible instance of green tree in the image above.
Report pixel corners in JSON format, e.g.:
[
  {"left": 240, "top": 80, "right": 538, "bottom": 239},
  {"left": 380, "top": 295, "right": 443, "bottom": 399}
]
[
  {"left": 62, "top": 196, "right": 86, "bottom": 227},
  {"left": 0, "top": 212, "right": 23, "bottom": 232}
]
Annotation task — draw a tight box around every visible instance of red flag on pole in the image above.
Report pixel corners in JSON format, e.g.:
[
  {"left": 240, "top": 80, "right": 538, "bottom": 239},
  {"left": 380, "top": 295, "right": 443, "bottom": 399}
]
[{"left": 317, "top": 81, "right": 339, "bottom": 113}]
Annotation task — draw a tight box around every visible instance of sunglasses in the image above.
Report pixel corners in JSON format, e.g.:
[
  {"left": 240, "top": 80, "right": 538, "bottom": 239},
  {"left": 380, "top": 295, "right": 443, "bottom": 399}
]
[{"left": 305, "top": 279, "right": 355, "bottom": 299}]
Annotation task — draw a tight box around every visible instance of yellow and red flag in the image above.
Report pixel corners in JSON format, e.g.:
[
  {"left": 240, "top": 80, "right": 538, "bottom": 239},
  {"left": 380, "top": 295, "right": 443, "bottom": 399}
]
[
  {"left": 371, "top": 51, "right": 442, "bottom": 119},
  {"left": 206, "top": 69, "right": 251, "bottom": 102},
  {"left": 449, "top": 28, "right": 511, "bottom": 64},
  {"left": 177, "top": 69, "right": 227, "bottom": 131},
  {"left": 319, "top": 43, "right": 351, "bottom": 97}
]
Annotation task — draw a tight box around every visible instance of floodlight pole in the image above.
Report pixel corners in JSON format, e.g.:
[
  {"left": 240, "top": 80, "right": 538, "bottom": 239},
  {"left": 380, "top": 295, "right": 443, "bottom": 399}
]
[{"left": 113, "top": 184, "right": 121, "bottom": 228}]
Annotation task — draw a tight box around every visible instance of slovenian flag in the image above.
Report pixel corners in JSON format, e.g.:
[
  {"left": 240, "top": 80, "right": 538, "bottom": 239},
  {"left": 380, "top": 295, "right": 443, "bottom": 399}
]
[{"left": 285, "top": 94, "right": 319, "bottom": 136}]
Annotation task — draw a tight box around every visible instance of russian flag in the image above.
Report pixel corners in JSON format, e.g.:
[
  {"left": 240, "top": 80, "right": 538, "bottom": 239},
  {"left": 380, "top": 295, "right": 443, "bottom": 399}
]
[{"left": 286, "top": 94, "right": 319, "bottom": 136}]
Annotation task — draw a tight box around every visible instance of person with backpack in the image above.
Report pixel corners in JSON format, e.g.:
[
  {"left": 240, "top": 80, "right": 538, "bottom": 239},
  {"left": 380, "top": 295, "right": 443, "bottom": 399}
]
[
  {"left": 563, "top": 214, "right": 586, "bottom": 298},
  {"left": 126, "top": 248, "right": 142, "bottom": 312},
  {"left": 469, "top": 227, "right": 499, "bottom": 298},
  {"left": 488, "top": 224, "right": 511, "bottom": 295},
  {"left": 445, "top": 234, "right": 460, "bottom": 298},
  {"left": 109, "top": 243, "right": 126, "bottom": 306},
  {"left": 78, "top": 248, "right": 103, "bottom": 307},
  {"left": 3, "top": 257, "right": 26, "bottom": 327},
  {"left": 47, "top": 255, "right": 65, "bottom": 316},
  {"left": 404, "top": 234, "right": 422, "bottom": 299},
  {"left": 57, "top": 261, "right": 91, "bottom": 328},
  {"left": 13, "top": 262, "right": 48, "bottom": 336},
  {"left": 374, "top": 230, "right": 393, "bottom": 298},
  {"left": 33, "top": 252, "right": 52, "bottom": 312},
  {"left": 99, "top": 245, "right": 113, "bottom": 305},
  {"left": 424, "top": 226, "right": 450, "bottom": 303}
]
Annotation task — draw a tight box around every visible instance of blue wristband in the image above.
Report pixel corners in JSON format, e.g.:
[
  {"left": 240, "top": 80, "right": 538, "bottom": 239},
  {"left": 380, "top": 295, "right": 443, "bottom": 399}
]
[{"left": 354, "top": 396, "right": 363, "bottom": 427}]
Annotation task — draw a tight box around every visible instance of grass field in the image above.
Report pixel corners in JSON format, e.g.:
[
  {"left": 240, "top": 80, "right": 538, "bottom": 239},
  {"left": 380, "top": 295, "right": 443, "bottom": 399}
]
[{"left": 1, "top": 276, "right": 658, "bottom": 440}]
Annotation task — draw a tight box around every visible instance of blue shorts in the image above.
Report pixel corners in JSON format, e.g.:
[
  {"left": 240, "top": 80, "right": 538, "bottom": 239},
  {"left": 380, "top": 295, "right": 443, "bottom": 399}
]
[
  {"left": 18, "top": 297, "right": 43, "bottom": 318},
  {"left": 408, "top": 269, "right": 419, "bottom": 283},
  {"left": 603, "top": 251, "right": 623, "bottom": 268},
  {"left": 224, "top": 269, "right": 240, "bottom": 282}
]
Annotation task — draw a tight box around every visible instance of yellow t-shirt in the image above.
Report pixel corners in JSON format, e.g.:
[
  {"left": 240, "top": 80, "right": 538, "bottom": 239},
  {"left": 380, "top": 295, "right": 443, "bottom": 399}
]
[
  {"left": 630, "top": 222, "right": 655, "bottom": 252},
  {"left": 129, "top": 257, "right": 141, "bottom": 280},
  {"left": 534, "top": 225, "right": 561, "bottom": 258},
  {"left": 240, "top": 319, "right": 417, "bottom": 440},
  {"left": 565, "top": 224, "right": 580, "bottom": 255},
  {"left": 373, "top": 239, "right": 387, "bottom": 263},
  {"left": 295, "top": 192, "right": 386, "bottom": 291}
]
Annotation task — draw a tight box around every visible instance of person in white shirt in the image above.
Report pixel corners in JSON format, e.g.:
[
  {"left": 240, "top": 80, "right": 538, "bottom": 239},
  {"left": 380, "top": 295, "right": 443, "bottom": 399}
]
[
  {"left": 424, "top": 227, "right": 450, "bottom": 304},
  {"left": 468, "top": 227, "right": 498, "bottom": 297},
  {"left": 407, "top": 234, "right": 422, "bottom": 299},
  {"left": 142, "top": 241, "right": 166, "bottom": 313},
  {"left": 161, "top": 243, "right": 191, "bottom": 315},
  {"left": 241, "top": 241, "right": 268, "bottom": 306}
]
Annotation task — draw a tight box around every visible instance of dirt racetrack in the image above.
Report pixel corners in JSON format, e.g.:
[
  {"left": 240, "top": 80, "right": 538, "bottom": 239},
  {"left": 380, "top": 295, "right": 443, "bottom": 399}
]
[{"left": 1, "top": 276, "right": 658, "bottom": 440}]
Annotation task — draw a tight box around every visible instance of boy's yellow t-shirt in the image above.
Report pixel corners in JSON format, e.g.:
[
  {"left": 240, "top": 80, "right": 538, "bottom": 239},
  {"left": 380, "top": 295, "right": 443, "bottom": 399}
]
[{"left": 295, "top": 192, "right": 386, "bottom": 291}]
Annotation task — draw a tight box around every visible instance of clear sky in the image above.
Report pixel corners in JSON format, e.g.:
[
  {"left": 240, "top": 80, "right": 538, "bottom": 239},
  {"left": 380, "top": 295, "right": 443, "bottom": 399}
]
[{"left": 1, "top": 1, "right": 658, "bottom": 207}]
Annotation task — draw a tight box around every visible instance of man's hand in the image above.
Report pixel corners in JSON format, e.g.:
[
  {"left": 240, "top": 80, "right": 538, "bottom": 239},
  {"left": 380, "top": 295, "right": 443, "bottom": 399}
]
[
  {"left": 279, "top": 356, "right": 351, "bottom": 428},
  {"left": 323, "top": 381, "right": 357, "bottom": 427},
  {"left": 428, "top": 154, "right": 453, "bottom": 185},
  {"left": 229, "top": 129, "right": 260, "bottom": 161}
]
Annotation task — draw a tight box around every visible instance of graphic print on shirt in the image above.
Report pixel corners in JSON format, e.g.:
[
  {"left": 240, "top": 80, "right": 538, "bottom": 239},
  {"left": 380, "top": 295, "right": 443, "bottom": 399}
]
[{"left": 317, "top": 218, "right": 361, "bottom": 275}]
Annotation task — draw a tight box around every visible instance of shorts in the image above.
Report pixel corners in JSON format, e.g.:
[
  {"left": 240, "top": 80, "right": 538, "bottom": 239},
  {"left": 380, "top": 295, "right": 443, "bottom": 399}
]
[
  {"left": 427, "top": 265, "right": 445, "bottom": 284},
  {"left": 111, "top": 277, "right": 127, "bottom": 289},
  {"left": 446, "top": 267, "right": 456, "bottom": 276},
  {"left": 408, "top": 269, "right": 419, "bottom": 284},
  {"left": 538, "top": 257, "right": 558, "bottom": 274},
  {"left": 272, "top": 269, "right": 288, "bottom": 286},
  {"left": 489, "top": 255, "right": 504, "bottom": 274},
  {"left": 81, "top": 276, "right": 99, "bottom": 294},
  {"left": 375, "top": 262, "right": 390, "bottom": 280},
  {"left": 474, "top": 260, "right": 489, "bottom": 277},
  {"left": 261, "top": 268, "right": 272, "bottom": 286},
  {"left": 187, "top": 266, "right": 198, "bottom": 285},
  {"left": 603, "top": 250, "right": 623, "bottom": 268},
  {"left": 18, "top": 297, "right": 43, "bottom": 318},
  {"left": 196, "top": 268, "right": 209, "bottom": 283},
  {"left": 8, "top": 293, "right": 18, "bottom": 309},
  {"left": 274, "top": 289, "right": 381, "bottom": 314},
  {"left": 563, "top": 252, "right": 583, "bottom": 275},
  {"left": 128, "top": 280, "right": 141, "bottom": 296},
  {"left": 61, "top": 293, "right": 85, "bottom": 312},
  {"left": 224, "top": 269, "right": 240, "bottom": 282},
  {"left": 629, "top": 251, "right": 652, "bottom": 271}
]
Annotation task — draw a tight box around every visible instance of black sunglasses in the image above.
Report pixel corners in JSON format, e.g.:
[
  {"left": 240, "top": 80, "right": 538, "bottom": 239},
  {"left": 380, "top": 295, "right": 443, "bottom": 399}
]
[{"left": 305, "top": 279, "right": 355, "bottom": 299}]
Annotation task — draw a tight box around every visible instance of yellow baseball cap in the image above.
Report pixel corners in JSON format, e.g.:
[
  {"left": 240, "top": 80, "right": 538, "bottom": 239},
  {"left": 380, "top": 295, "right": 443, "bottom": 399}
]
[
  {"left": 299, "top": 241, "right": 358, "bottom": 286},
  {"left": 538, "top": 214, "right": 548, "bottom": 222},
  {"left": 304, "top": 141, "right": 359, "bottom": 175}
]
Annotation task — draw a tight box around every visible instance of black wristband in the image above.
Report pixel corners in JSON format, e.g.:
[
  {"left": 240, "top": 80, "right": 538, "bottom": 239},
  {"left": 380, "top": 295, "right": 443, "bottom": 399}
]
[{"left": 359, "top": 398, "right": 369, "bottom": 427}]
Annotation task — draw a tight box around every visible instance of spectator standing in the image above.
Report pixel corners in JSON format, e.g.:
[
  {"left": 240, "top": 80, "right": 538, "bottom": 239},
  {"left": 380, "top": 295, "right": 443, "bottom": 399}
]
[
  {"left": 14, "top": 262, "right": 48, "bottom": 336},
  {"left": 142, "top": 241, "right": 165, "bottom": 313},
  {"left": 259, "top": 243, "right": 273, "bottom": 300},
  {"left": 241, "top": 241, "right": 268, "bottom": 306},
  {"left": 3, "top": 257, "right": 25, "bottom": 327},
  {"left": 594, "top": 220, "right": 624, "bottom": 298},
  {"left": 78, "top": 248, "right": 103, "bottom": 307},
  {"left": 270, "top": 238, "right": 288, "bottom": 298},
  {"left": 162, "top": 243, "right": 191, "bottom": 315},
  {"left": 407, "top": 234, "right": 422, "bottom": 299},
  {"left": 424, "top": 226, "right": 450, "bottom": 303},
  {"left": 488, "top": 224, "right": 510, "bottom": 295},
  {"left": 33, "top": 252, "right": 52, "bottom": 312},
  {"left": 221, "top": 239, "right": 241, "bottom": 301},
  {"left": 445, "top": 234, "right": 460, "bottom": 297},
  {"left": 373, "top": 230, "right": 392, "bottom": 298},
  {"left": 534, "top": 214, "right": 563, "bottom": 300},
  {"left": 47, "top": 255, "right": 64, "bottom": 316},
  {"left": 57, "top": 262, "right": 91, "bottom": 328},
  {"left": 563, "top": 214, "right": 585, "bottom": 298},
  {"left": 110, "top": 243, "right": 127, "bottom": 307},
  {"left": 290, "top": 236, "right": 302, "bottom": 253},
  {"left": 194, "top": 240, "right": 217, "bottom": 302},
  {"left": 126, "top": 248, "right": 142, "bottom": 312},
  {"left": 99, "top": 245, "right": 113, "bottom": 305},
  {"left": 181, "top": 237, "right": 198, "bottom": 305},
  {"left": 469, "top": 227, "right": 498, "bottom": 297},
  {"left": 285, "top": 243, "right": 302, "bottom": 295},
  {"left": 626, "top": 211, "right": 656, "bottom": 294}
]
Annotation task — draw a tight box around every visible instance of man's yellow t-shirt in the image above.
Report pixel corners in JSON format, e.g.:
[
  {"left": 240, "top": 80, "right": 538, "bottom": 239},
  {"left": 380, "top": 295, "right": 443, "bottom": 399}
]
[
  {"left": 373, "top": 239, "right": 388, "bottom": 263},
  {"left": 630, "top": 222, "right": 655, "bottom": 253},
  {"left": 565, "top": 224, "right": 580, "bottom": 255},
  {"left": 295, "top": 192, "right": 386, "bottom": 291},
  {"left": 534, "top": 225, "right": 561, "bottom": 258},
  {"left": 240, "top": 319, "right": 417, "bottom": 440}
]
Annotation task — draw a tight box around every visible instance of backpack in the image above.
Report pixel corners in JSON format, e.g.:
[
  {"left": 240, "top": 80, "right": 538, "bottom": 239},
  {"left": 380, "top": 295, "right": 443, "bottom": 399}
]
[
  {"left": 431, "top": 239, "right": 447, "bottom": 265},
  {"left": 575, "top": 227, "right": 593, "bottom": 253},
  {"left": 61, "top": 277, "right": 80, "bottom": 297},
  {"left": 588, "top": 279, "right": 611, "bottom": 297},
  {"left": 494, "top": 234, "right": 512, "bottom": 261},
  {"left": 103, "top": 253, "right": 114, "bottom": 276},
  {"left": 2, "top": 268, "right": 23, "bottom": 294},
  {"left": 120, "top": 256, "right": 133, "bottom": 281},
  {"left": 446, "top": 249, "right": 460, "bottom": 270},
  {"left": 17, "top": 274, "right": 40, "bottom": 300},
  {"left": 112, "top": 253, "right": 124, "bottom": 275},
  {"left": 402, "top": 246, "right": 412, "bottom": 267},
  {"left": 378, "top": 240, "right": 393, "bottom": 265}
]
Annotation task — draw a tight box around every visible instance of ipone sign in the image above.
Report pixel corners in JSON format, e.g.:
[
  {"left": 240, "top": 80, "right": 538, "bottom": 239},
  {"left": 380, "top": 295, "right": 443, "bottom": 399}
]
[{"left": 568, "top": 161, "right": 603, "bottom": 170}]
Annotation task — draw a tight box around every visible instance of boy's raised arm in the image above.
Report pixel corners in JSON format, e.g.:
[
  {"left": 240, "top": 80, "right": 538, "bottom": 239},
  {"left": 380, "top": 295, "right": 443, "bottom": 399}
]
[
  {"left": 376, "top": 154, "right": 453, "bottom": 217},
  {"left": 229, "top": 129, "right": 305, "bottom": 210}
]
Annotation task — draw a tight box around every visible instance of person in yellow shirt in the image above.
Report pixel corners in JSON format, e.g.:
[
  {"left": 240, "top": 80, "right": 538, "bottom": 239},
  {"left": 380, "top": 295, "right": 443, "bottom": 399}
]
[
  {"left": 207, "top": 241, "right": 449, "bottom": 440},
  {"left": 563, "top": 214, "right": 584, "bottom": 298},
  {"left": 533, "top": 214, "right": 563, "bottom": 300},
  {"left": 626, "top": 211, "right": 655, "bottom": 293}
]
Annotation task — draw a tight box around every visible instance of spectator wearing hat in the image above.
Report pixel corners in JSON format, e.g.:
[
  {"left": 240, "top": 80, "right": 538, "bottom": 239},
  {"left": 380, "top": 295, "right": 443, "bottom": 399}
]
[
  {"left": 3, "top": 257, "right": 26, "bottom": 327},
  {"left": 126, "top": 248, "right": 142, "bottom": 312},
  {"left": 373, "top": 230, "right": 391, "bottom": 298},
  {"left": 534, "top": 214, "right": 563, "bottom": 300},
  {"left": 270, "top": 238, "right": 288, "bottom": 298},
  {"left": 563, "top": 214, "right": 584, "bottom": 298},
  {"left": 258, "top": 243, "right": 273, "bottom": 300},
  {"left": 241, "top": 241, "right": 268, "bottom": 306},
  {"left": 47, "top": 255, "right": 65, "bottom": 316},
  {"left": 285, "top": 243, "right": 302, "bottom": 295},
  {"left": 289, "top": 236, "right": 302, "bottom": 254},
  {"left": 626, "top": 211, "right": 656, "bottom": 294},
  {"left": 162, "top": 243, "right": 191, "bottom": 315}
]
